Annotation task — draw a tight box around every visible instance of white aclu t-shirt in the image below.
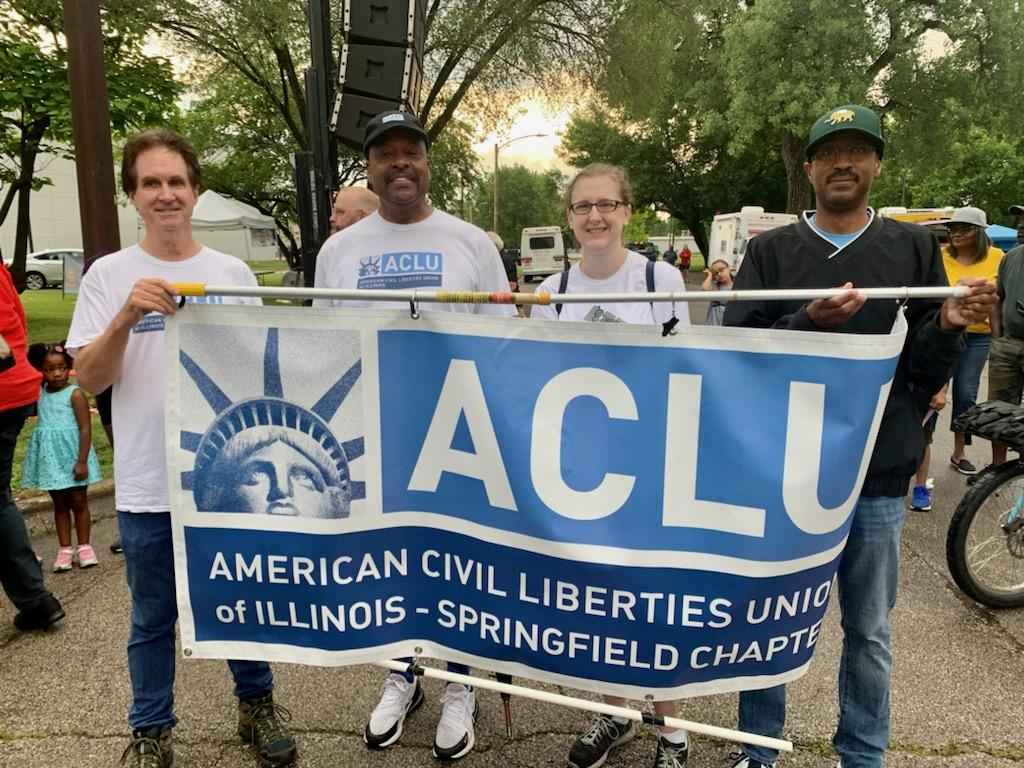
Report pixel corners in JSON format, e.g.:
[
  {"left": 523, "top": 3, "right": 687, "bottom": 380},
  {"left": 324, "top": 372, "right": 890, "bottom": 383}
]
[
  {"left": 313, "top": 209, "right": 515, "bottom": 316},
  {"left": 66, "top": 245, "right": 260, "bottom": 513},
  {"left": 531, "top": 250, "right": 690, "bottom": 326}
]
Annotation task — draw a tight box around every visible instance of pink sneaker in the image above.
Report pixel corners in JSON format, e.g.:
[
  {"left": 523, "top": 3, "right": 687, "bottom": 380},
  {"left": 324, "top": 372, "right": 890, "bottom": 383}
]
[
  {"left": 53, "top": 547, "right": 73, "bottom": 573},
  {"left": 76, "top": 544, "right": 99, "bottom": 568}
]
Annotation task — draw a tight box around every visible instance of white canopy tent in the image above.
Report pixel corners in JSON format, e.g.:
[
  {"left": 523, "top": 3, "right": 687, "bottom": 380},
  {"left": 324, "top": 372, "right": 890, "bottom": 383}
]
[{"left": 137, "top": 190, "right": 280, "bottom": 262}]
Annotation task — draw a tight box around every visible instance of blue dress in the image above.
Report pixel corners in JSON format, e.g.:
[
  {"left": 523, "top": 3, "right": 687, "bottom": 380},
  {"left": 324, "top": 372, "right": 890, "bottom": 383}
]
[{"left": 22, "top": 385, "right": 102, "bottom": 491}]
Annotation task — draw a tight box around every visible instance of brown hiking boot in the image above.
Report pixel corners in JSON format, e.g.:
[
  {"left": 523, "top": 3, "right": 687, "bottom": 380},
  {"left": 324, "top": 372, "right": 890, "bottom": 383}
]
[
  {"left": 238, "top": 693, "right": 297, "bottom": 766},
  {"left": 120, "top": 728, "right": 174, "bottom": 768}
]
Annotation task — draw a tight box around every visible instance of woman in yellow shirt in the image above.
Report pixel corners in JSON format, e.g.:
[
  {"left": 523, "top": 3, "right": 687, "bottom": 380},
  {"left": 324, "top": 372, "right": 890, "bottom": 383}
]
[{"left": 943, "top": 207, "right": 1003, "bottom": 475}]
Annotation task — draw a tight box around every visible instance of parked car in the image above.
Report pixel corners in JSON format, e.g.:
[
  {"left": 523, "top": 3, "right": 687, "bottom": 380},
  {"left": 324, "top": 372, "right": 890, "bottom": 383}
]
[{"left": 2, "top": 248, "right": 82, "bottom": 289}]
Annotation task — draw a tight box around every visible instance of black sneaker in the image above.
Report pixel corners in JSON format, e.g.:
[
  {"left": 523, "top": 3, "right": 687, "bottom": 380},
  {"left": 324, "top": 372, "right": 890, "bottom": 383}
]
[
  {"left": 111, "top": 538, "right": 124, "bottom": 554},
  {"left": 727, "top": 751, "right": 775, "bottom": 768},
  {"left": 950, "top": 456, "right": 979, "bottom": 475},
  {"left": 13, "top": 593, "right": 65, "bottom": 632},
  {"left": 654, "top": 735, "right": 689, "bottom": 767},
  {"left": 568, "top": 714, "right": 635, "bottom": 768},
  {"left": 238, "top": 693, "right": 298, "bottom": 767},
  {"left": 120, "top": 728, "right": 174, "bottom": 768}
]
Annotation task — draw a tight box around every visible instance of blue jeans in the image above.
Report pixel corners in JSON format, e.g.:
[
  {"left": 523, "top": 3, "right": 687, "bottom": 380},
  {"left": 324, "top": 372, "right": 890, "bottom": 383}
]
[
  {"left": 120, "top": 511, "right": 274, "bottom": 731},
  {"left": 738, "top": 495, "right": 905, "bottom": 768},
  {"left": 950, "top": 333, "right": 991, "bottom": 430}
]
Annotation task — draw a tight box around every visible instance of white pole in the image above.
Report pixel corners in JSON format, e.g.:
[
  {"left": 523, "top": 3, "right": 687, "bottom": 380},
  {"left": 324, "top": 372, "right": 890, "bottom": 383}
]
[
  {"left": 373, "top": 660, "right": 793, "bottom": 752},
  {"left": 175, "top": 284, "right": 969, "bottom": 305}
]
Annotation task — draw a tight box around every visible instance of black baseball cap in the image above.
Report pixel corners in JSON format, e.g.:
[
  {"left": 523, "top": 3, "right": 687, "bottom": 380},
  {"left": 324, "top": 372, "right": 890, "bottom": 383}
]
[
  {"left": 362, "top": 110, "right": 430, "bottom": 156},
  {"left": 1009, "top": 204, "right": 1024, "bottom": 216}
]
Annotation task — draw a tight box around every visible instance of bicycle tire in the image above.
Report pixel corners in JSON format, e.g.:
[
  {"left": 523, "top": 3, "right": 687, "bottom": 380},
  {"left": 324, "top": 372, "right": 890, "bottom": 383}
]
[{"left": 946, "top": 460, "right": 1024, "bottom": 608}]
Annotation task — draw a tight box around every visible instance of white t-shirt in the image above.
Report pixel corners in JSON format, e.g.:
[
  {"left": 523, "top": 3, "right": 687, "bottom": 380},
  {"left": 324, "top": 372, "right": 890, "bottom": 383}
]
[
  {"left": 313, "top": 209, "right": 515, "bottom": 316},
  {"left": 531, "top": 251, "right": 690, "bottom": 326},
  {"left": 66, "top": 245, "right": 260, "bottom": 513}
]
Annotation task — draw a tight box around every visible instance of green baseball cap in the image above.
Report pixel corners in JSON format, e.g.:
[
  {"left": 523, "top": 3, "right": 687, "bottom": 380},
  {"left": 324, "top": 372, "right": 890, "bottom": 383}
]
[{"left": 806, "top": 104, "right": 884, "bottom": 160}]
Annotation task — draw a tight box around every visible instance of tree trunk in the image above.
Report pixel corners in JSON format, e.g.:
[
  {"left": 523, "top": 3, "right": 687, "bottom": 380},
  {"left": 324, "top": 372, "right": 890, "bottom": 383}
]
[
  {"left": 781, "top": 129, "right": 811, "bottom": 214},
  {"left": 10, "top": 118, "right": 49, "bottom": 292},
  {"left": 686, "top": 216, "right": 709, "bottom": 261}
]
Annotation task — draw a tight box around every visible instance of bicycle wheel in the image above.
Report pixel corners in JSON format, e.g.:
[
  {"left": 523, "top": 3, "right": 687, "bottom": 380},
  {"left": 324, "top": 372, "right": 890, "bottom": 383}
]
[{"left": 946, "top": 461, "right": 1024, "bottom": 608}]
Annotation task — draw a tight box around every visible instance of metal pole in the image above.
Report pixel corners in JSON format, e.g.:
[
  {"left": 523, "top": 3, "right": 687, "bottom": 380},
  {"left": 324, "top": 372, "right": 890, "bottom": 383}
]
[
  {"left": 493, "top": 143, "right": 499, "bottom": 234},
  {"left": 373, "top": 660, "right": 793, "bottom": 752},
  {"left": 172, "top": 283, "right": 969, "bottom": 304},
  {"left": 63, "top": 0, "right": 121, "bottom": 271}
]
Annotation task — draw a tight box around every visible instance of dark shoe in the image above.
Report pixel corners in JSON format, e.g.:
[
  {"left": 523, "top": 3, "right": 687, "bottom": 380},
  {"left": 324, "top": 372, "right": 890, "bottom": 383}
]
[
  {"left": 111, "top": 538, "right": 124, "bottom": 554},
  {"left": 238, "top": 693, "right": 297, "bottom": 767},
  {"left": 13, "top": 593, "right": 65, "bottom": 632},
  {"left": 728, "top": 752, "right": 775, "bottom": 768},
  {"left": 950, "top": 456, "right": 979, "bottom": 475},
  {"left": 654, "top": 734, "right": 689, "bottom": 767},
  {"left": 568, "top": 714, "right": 635, "bottom": 768},
  {"left": 120, "top": 728, "right": 174, "bottom": 768}
]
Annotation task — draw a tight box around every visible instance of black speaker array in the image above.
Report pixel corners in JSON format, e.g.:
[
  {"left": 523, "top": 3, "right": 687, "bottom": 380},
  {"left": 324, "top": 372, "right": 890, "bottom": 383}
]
[{"left": 332, "top": 0, "right": 426, "bottom": 150}]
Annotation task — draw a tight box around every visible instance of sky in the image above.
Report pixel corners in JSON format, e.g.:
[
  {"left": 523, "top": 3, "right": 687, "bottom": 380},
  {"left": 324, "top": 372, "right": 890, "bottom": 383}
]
[{"left": 472, "top": 101, "right": 575, "bottom": 176}]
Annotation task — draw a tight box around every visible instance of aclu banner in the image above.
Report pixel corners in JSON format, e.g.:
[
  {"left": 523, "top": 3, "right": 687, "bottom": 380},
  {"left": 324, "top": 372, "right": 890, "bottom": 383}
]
[{"left": 166, "top": 304, "right": 904, "bottom": 699}]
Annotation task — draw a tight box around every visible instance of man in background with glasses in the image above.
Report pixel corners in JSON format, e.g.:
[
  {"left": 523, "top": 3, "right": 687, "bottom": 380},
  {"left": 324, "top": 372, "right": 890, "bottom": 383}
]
[{"left": 724, "top": 105, "right": 996, "bottom": 768}]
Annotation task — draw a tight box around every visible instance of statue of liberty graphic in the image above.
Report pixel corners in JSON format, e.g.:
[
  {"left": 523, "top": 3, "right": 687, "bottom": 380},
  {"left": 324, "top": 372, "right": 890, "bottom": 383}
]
[{"left": 178, "top": 327, "right": 365, "bottom": 518}]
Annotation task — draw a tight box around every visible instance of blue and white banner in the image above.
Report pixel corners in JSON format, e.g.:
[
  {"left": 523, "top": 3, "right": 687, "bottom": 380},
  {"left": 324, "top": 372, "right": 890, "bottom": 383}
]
[{"left": 166, "top": 305, "right": 904, "bottom": 699}]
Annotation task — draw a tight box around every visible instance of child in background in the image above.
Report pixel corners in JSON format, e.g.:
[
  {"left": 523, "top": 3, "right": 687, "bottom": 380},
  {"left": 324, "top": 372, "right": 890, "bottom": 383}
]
[
  {"left": 22, "top": 343, "right": 102, "bottom": 572},
  {"left": 702, "top": 258, "right": 733, "bottom": 325}
]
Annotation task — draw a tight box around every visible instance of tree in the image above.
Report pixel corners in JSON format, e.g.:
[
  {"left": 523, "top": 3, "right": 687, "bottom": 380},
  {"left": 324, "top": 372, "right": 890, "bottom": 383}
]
[
  {"left": 582, "top": 0, "right": 1019, "bottom": 215},
  {"left": 0, "top": 0, "right": 179, "bottom": 290},
  {"left": 470, "top": 164, "right": 565, "bottom": 247}
]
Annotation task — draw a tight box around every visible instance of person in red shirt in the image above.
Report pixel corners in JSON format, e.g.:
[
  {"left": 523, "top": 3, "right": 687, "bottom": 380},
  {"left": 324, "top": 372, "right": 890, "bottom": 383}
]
[{"left": 0, "top": 262, "right": 65, "bottom": 631}]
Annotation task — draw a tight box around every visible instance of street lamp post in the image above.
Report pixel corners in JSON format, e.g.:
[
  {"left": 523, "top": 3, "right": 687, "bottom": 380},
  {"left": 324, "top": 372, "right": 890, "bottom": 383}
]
[{"left": 493, "top": 133, "right": 547, "bottom": 235}]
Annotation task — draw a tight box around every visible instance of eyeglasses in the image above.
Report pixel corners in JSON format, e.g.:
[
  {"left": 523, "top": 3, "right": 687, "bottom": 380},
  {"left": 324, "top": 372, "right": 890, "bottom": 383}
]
[
  {"left": 948, "top": 224, "right": 977, "bottom": 235},
  {"left": 569, "top": 199, "right": 626, "bottom": 216},
  {"left": 812, "top": 143, "right": 875, "bottom": 163}
]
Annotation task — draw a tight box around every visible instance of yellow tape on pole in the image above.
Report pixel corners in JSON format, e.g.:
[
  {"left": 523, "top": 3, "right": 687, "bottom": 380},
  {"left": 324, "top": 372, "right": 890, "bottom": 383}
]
[{"left": 172, "top": 282, "right": 207, "bottom": 297}]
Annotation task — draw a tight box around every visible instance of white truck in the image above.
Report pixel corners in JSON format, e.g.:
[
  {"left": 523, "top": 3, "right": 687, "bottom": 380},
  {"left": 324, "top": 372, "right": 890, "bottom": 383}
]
[
  {"left": 707, "top": 207, "right": 797, "bottom": 274},
  {"left": 520, "top": 226, "right": 575, "bottom": 281}
]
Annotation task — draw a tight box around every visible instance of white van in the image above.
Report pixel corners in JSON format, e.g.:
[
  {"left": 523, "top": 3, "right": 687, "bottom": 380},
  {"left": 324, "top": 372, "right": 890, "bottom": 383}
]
[
  {"left": 520, "top": 226, "right": 567, "bottom": 281},
  {"left": 707, "top": 207, "right": 797, "bottom": 273}
]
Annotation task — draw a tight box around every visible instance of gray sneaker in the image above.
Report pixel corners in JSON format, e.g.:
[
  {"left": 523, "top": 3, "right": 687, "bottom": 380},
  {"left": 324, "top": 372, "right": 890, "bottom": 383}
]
[
  {"left": 120, "top": 728, "right": 174, "bottom": 768},
  {"left": 568, "top": 714, "right": 636, "bottom": 768}
]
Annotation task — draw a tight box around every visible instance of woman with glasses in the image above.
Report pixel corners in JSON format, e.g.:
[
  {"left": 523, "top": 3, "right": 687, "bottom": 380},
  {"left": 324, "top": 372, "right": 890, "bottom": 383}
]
[
  {"left": 943, "top": 206, "right": 1003, "bottom": 476},
  {"left": 532, "top": 163, "right": 692, "bottom": 768}
]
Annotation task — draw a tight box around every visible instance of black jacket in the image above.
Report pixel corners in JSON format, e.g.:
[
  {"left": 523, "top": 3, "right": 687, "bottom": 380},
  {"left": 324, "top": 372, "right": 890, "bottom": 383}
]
[{"left": 724, "top": 213, "right": 965, "bottom": 497}]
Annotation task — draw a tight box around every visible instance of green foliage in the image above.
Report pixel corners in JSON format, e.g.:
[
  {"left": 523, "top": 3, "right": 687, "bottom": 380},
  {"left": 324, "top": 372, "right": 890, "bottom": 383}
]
[
  {"left": 471, "top": 164, "right": 566, "bottom": 248},
  {"left": 623, "top": 209, "right": 656, "bottom": 243},
  {"left": 1, "top": 1, "right": 179, "bottom": 289}
]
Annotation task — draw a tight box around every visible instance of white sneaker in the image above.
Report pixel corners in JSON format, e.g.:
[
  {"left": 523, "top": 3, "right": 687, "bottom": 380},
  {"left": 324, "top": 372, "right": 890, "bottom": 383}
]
[
  {"left": 432, "top": 683, "right": 478, "bottom": 760},
  {"left": 728, "top": 753, "right": 775, "bottom": 768},
  {"left": 364, "top": 673, "right": 424, "bottom": 749}
]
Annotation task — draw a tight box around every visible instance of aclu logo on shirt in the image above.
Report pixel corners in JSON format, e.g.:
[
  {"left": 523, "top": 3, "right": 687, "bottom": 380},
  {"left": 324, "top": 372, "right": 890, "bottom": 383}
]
[
  {"left": 132, "top": 296, "right": 226, "bottom": 334},
  {"left": 358, "top": 251, "right": 443, "bottom": 289}
]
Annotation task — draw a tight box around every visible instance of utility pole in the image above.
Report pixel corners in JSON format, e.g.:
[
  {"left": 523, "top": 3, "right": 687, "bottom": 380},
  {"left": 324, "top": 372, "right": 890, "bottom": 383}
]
[{"left": 63, "top": 0, "right": 120, "bottom": 271}]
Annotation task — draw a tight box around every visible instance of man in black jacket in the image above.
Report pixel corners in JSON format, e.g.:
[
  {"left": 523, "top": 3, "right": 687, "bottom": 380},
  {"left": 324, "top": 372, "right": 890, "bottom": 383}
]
[{"left": 723, "top": 105, "right": 996, "bottom": 768}]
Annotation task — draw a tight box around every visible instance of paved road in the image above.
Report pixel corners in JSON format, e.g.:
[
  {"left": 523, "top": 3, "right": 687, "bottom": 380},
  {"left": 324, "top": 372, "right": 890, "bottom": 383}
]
[{"left": 2, "top": 288, "right": 1022, "bottom": 767}]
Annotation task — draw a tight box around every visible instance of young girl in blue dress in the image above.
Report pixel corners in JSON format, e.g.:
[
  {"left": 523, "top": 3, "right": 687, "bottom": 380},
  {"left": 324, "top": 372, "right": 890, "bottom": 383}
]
[{"left": 22, "top": 343, "right": 101, "bottom": 572}]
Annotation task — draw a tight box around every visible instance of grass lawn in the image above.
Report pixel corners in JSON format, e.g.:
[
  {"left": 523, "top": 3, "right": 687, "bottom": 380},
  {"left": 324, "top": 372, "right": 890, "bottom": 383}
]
[
  {"left": 22, "top": 289, "right": 77, "bottom": 345},
  {"left": 11, "top": 411, "right": 113, "bottom": 495}
]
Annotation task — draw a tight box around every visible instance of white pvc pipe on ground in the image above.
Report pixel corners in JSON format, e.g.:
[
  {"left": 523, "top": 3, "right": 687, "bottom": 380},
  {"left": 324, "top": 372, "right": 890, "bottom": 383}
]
[{"left": 373, "top": 660, "right": 793, "bottom": 752}]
